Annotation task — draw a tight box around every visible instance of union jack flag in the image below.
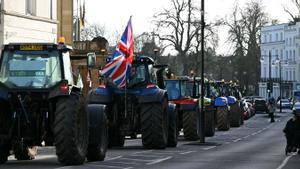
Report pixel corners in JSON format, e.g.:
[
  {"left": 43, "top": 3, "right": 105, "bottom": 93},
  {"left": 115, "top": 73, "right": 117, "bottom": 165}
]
[{"left": 101, "top": 18, "right": 134, "bottom": 88}]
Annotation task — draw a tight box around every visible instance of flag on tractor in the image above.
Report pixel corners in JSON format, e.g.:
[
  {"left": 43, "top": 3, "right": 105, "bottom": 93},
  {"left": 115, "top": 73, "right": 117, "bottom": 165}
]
[{"left": 101, "top": 18, "right": 134, "bottom": 88}]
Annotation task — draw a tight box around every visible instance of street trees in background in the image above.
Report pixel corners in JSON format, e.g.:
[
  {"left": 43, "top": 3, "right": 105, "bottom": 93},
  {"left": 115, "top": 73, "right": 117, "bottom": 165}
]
[
  {"left": 153, "top": 0, "right": 219, "bottom": 75},
  {"left": 222, "top": 1, "right": 268, "bottom": 94},
  {"left": 80, "top": 23, "right": 106, "bottom": 41},
  {"left": 284, "top": 0, "right": 300, "bottom": 22}
]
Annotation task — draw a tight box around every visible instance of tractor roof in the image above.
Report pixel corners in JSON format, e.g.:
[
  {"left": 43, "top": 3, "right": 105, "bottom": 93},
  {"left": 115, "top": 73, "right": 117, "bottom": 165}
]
[{"left": 3, "top": 43, "right": 72, "bottom": 51}]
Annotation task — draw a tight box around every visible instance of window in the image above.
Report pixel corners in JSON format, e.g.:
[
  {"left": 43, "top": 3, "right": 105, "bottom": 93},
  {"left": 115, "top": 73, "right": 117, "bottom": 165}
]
[
  {"left": 293, "top": 50, "right": 296, "bottom": 61},
  {"left": 290, "top": 50, "right": 292, "bottom": 60},
  {"left": 290, "top": 38, "right": 292, "bottom": 46},
  {"left": 286, "top": 50, "right": 288, "bottom": 60},
  {"left": 264, "top": 35, "right": 267, "bottom": 43},
  {"left": 276, "top": 33, "right": 278, "bottom": 41},
  {"left": 293, "top": 71, "right": 296, "bottom": 81},
  {"left": 26, "top": 0, "right": 36, "bottom": 15},
  {"left": 286, "top": 71, "right": 288, "bottom": 81},
  {"left": 269, "top": 34, "right": 272, "bottom": 42},
  {"left": 280, "top": 32, "right": 283, "bottom": 41},
  {"left": 280, "top": 50, "right": 283, "bottom": 60},
  {"left": 263, "top": 67, "right": 266, "bottom": 78}
]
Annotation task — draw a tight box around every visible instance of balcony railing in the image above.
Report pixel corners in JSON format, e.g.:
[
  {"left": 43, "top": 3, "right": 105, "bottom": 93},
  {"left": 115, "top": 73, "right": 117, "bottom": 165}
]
[{"left": 260, "top": 77, "right": 295, "bottom": 83}]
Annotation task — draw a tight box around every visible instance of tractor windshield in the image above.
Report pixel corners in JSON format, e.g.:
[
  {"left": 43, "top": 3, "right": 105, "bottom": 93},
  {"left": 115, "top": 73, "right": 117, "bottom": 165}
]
[
  {"left": 165, "top": 80, "right": 189, "bottom": 100},
  {"left": 128, "top": 64, "right": 146, "bottom": 87},
  {"left": 0, "top": 50, "right": 62, "bottom": 88}
]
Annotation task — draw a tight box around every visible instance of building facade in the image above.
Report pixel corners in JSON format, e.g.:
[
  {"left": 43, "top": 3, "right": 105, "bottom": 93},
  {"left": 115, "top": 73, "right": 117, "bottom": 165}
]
[
  {"left": 0, "top": 0, "right": 57, "bottom": 45},
  {"left": 259, "top": 22, "right": 300, "bottom": 99}
]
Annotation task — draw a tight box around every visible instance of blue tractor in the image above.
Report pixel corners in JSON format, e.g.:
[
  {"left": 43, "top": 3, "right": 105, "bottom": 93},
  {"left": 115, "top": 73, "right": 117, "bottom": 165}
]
[
  {"left": 87, "top": 56, "right": 177, "bottom": 149},
  {"left": 213, "top": 81, "right": 243, "bottom": 131}
]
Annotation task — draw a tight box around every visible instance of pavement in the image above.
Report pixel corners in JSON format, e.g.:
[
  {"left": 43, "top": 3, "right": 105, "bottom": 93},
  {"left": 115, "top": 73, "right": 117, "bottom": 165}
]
[{"left": 2, "top": 109, "right": 300, "bottom": 169}]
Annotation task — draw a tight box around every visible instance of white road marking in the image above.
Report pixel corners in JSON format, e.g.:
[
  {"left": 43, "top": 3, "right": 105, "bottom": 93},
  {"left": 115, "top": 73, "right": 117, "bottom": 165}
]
[
  {"left": 180, "top": 151, "right": 196, "bottom": 154},
  {"left": 276, "top": 153, "right": 296, "bottom": 169},
  {"left": 132, "top": 150, "right": 153, "bottom": 154},
  {"left": 89, "top": 164, "right": 132, "bottom": 169},
  {"left": 130, "top": 154, "right": 164, "bottom": 158},
  {"left": 243, "top": 135, "right": 250, "bottom": 139},
  {"left": 103, "top": 161, "right": 138, "bottom": 165},
  {"left": 120, "top": 157, "right": 153, "bottom": 162},
  {"left": 106, "top": 156, "right": 123, "bottom": 161},
  {"left": 146, "top": 156, "right": 172, "bottom": 165},
  {"left": 233, "top": 138, "right": 242, "bottom": 143},
  {"left": 203, "top": 146, "right": 216, "bottom": 150}
]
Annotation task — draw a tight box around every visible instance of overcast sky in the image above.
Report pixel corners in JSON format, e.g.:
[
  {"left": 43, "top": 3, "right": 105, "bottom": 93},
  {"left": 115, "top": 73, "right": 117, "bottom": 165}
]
[{"left": 83, "top": 0, "right": 296, "bottom": 55}]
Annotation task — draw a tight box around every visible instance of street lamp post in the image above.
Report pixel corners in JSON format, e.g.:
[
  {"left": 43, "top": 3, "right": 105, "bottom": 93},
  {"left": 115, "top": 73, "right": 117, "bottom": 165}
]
[
  {"left": 199, "top": 0, "right": 205, "bottom": 143},
  {"left": 275, "top": 57, "right": 282, "bottom": 114}
]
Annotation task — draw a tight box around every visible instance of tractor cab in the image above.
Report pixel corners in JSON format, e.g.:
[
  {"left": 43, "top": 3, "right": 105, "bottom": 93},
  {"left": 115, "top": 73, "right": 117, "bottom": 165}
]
[{"left": 0, "top": 43, "right": 74, "bottom": 91}]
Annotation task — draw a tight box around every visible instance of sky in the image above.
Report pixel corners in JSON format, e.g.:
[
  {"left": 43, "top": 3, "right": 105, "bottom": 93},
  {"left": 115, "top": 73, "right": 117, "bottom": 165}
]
[{"left": 83, "top": 0, "right": 297, "bottom": 55}]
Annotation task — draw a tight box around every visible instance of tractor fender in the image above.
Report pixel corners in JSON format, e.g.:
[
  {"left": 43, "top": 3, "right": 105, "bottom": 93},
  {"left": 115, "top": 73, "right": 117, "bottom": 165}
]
[
  {"left": 86, "top": 104, "right": 107, "bottom": 144},
  {"left": 214, "top": 97, "right": 228, "bottom": 107},
  {"left": 138, "top": 88, "right": 167, "bottom": 103},
  {"left": 87, "top": 88, "right": 113, "bottom": 104},
  {"left": 226, "top": 96, "right": 237, "bottom": 105},
  {"left": 0, "top": 84, "right": 8, "bottom": 100}
]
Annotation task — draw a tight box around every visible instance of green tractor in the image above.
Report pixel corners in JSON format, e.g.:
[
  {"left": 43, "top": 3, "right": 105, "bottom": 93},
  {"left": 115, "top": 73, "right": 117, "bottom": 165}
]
[{"left": 0, "top": 42, "right": 107, "bottom": 165}]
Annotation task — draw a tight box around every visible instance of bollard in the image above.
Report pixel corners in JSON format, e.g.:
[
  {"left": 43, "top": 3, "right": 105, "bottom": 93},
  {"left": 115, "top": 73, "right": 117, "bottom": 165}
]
[{"left": 270, "top": 112, "right": 275, "bottom": 123}]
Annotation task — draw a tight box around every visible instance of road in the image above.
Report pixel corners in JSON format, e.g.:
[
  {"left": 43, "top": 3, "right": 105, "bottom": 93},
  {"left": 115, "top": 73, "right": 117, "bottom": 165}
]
[{"left": 2, "top": 110, "right": 300, "bottom": 169}]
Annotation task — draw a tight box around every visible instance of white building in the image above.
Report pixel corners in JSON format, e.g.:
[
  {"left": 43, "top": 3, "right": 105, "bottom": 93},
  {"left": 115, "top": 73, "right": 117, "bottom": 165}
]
[
  {"left": 0, "top": 0, "right": 57, "bottom": 45},
  {"left": 259, "top": 22, "right": 300, "bottom": 99}
]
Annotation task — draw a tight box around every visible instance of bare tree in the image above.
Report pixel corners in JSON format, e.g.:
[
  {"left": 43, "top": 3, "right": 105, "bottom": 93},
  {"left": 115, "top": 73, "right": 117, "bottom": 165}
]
[
  {"left": 152, "top": 0, "right": 199, "bottom": 74},
  {"left": 283, "top": 0, "right": 300, "bottom": 22},
  {"left": 80, "top": 23, "right": 106, "bottom": 41},
  {"left": 222, "top": 1, "right": 268, "bottom": 94}
]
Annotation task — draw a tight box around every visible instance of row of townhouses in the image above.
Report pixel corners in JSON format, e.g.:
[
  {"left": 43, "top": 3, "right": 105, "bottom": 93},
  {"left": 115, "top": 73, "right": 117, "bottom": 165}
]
[
  {"left": 259, "top": 22, "right": 300, "bottom": 99},
  {"left": 0, "top": 0, "right": 74, "bottom": 46}
]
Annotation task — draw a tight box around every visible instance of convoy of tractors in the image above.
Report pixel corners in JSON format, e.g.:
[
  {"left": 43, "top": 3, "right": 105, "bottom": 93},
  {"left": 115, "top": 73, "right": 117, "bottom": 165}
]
[{"left": 0, "top": 40, "right": 253, "bottom": 165}]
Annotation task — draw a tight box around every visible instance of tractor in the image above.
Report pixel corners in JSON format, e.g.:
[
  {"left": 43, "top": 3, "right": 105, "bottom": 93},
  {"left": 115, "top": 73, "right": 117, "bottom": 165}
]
[
  {"left": 0, "top": 42, "right": 107, "bottom": 165},
  {"left": 87, "top": 56, "right": 177, "bottom": 149},
  {"left": 164, "top": 76, "right": 200, "bottom": 141},
  {"left": 187, "top": 77, "right": 218, "bottom": 137},
  {"left": 213, "top": 80, "right": 243, "bottom": 131}
]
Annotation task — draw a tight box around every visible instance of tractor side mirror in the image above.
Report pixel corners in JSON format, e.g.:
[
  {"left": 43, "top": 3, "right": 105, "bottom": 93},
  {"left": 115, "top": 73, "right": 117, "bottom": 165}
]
[{"left": 87, "top": 52, "right": 96, "bottom": 68}]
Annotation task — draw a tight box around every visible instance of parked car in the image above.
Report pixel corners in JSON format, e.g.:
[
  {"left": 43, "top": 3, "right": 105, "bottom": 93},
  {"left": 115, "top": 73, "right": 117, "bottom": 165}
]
[
  {"left": 292, "top": 102, "right": 300, "bottom": 111},
  {"left": 277, "top": 98, "right": 292, "bottom": 109},
  {"left": 253, "top": 97, "right": 268, "bottom": 113}
]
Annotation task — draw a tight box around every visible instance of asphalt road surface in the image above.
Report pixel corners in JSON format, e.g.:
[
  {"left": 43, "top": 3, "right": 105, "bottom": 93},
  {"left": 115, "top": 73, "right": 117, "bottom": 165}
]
[{"left": 2, "top": 110, "right": 300, "bottom": 169}]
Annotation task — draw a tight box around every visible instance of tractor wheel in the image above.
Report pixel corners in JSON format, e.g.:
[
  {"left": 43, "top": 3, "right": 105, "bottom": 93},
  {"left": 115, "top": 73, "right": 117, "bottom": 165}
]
[
  {"left": 0, "top": 101, "right": 10, "bottom": 164},
  {"left": 15, "top": 147, "right": 37, "bottom": 160},
  {"left": 86, "top": 105, "right": 108, "bottom": 162},
  {"left": 230, "top": 103, "right": 242, "bottom": 127},
  {"left": 183, "top": 110, "right": 199, "bottom": 141},
  {"left": 108, "top": 126, "right": 125, "bottom": 147},
  {"left": 216, "top": 106, "right": 230, "bottom": 131},
  {"left": 0, "top": 144, "right": 9, "bottom": 164},
  {"left": 205, "top": 107, "right": 215, "bottom": 137},
  {"left": 54, "top": 94, "right": 88, "bottom": 165},
  {"left": 141, "top": 100, "right": 168, "bottom": 149},
  {"left": 167, "top": 108, "right": 178, "bottom": 147}
]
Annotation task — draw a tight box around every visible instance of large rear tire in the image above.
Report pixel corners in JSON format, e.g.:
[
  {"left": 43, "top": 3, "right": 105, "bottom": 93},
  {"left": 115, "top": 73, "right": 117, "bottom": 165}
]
[
  {"left": 86, "top": 104, "right": 108, "bottom": 162},
  {"left": 230, "top": 103, "right": 242, "bottom": 127},
  {"left": 54, "top": 94, "right": 88, "bottom": 165},
  {"left": 182, "top": 110, "right": 199, "bottom": 141},
  {"left": 216, "top": 106, "right": 230, "bottom": 131},
  {"left": 0, "top": 101, "right": 10, "bottom": 164},
  {"left": 205, "top": 106, "right": 215, "bottom": 137},
  {"left": 167, "top": 108, "right": 178, "bottom": 147},
  {"left": 141, "top": 100, "right": 168, "bottom": 149}
]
